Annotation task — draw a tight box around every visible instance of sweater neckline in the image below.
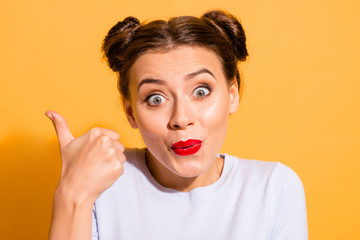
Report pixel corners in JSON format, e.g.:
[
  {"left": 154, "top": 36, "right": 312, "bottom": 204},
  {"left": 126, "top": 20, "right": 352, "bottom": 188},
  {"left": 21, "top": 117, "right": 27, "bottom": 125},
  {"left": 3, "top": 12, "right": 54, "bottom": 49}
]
[{"left": 139, "top": 148, "right": 232, "bottom": 201}]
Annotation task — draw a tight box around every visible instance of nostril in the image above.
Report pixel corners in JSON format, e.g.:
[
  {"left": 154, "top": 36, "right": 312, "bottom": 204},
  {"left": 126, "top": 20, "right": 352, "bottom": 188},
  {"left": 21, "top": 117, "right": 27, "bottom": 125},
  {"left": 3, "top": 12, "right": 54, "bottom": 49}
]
[{"left": 169, "top": 105, "right": 194, "bottom": 129}]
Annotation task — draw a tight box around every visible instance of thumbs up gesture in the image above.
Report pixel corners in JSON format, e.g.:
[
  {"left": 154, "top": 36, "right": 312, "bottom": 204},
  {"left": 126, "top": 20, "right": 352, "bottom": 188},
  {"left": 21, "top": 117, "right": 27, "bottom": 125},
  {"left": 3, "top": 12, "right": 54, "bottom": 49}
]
[{"left": 46, "top": 111, "right": 126, "bottom": 204}]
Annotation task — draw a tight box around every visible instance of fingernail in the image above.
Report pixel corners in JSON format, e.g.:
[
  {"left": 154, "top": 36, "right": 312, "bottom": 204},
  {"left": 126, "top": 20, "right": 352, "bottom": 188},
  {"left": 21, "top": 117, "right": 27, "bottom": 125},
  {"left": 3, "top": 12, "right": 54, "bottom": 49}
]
[{"left": 45, "top": 112, "right": 54, "bottom": 120}]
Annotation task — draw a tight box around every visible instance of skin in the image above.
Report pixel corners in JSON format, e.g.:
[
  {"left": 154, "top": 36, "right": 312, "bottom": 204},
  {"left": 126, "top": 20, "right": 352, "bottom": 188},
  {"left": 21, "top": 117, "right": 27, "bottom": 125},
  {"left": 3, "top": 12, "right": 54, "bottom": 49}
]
[
  {"left": 124, "top": 45, "right": 239, "bottom": 191},
  {"left": 47, "top": 45, "right": 239, "bottom": 239},
  {"left": 47, "top": 111, "right": 126, "bottom": 240}
]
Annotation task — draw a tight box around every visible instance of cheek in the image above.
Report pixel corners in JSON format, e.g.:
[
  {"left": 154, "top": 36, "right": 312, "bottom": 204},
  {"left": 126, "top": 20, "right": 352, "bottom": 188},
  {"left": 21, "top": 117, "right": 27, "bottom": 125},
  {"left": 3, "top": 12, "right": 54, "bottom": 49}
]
[
  {"left": 134, "top": 108, "right": 168, "bottom": 141},
  {"left": 199, "top": 98, "right": 230, "bottom": 155},
  {"left": 200, "top": 95, "right": 230, "bottom": 129}
]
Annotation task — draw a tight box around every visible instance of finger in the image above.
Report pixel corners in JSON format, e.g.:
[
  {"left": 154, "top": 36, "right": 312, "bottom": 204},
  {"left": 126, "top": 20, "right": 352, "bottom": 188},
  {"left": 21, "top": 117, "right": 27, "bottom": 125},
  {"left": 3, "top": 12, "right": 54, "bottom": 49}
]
[
  {"left": 114, "top": 144, "right": 126, "bottom": 164},
  {"left": 103, "top": 128, "right": 120, "bottom": 141},
  {"left": 45, "top": 110, "right": 74, "bottom": 148},
  {"left": 117, "top": 151, "right": 126, "bottom": 164},
  {"left": 87, "top": 127, "right": 120, "bottom": 141},
  {"left": 112, "top": 140, "right": 125, "bottom": 152},
  {"left": 101, "top": 140, "right": 125, "bottom": 164},
  {"left": 101, "top": 139, "right": 125, "bottom": 162},
  {"left": 109, "top": 148, "right": 126, "bottom": 164}
]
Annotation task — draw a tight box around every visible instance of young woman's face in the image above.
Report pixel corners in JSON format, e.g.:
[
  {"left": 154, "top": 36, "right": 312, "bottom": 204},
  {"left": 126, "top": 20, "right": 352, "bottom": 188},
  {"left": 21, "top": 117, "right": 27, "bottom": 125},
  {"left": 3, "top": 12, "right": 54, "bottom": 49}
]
[{"left": 125, "top": 45, "right": 239, "bottom": 178}]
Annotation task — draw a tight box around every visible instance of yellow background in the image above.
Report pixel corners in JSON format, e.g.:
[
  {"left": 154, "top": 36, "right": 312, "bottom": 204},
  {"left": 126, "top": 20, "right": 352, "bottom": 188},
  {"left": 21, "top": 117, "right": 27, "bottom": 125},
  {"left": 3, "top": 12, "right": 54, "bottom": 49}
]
[{"left": 1, "top": 0, "right": 359, "bottom": 239}]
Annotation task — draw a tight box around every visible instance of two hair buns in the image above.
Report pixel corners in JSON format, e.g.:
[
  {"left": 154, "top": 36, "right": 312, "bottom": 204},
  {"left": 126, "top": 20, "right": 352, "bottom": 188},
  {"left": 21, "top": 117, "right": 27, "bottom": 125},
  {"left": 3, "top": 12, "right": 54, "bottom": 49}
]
[{"left": 103, "top": 10, "right": 248, "bottom": 73}]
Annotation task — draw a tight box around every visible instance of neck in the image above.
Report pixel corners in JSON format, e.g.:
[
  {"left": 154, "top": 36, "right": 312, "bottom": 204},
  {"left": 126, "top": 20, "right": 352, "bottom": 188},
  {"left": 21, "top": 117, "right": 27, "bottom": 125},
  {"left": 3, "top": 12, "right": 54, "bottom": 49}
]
[{"left": 145, "top": 150, "right": 224, "bottom": 192}]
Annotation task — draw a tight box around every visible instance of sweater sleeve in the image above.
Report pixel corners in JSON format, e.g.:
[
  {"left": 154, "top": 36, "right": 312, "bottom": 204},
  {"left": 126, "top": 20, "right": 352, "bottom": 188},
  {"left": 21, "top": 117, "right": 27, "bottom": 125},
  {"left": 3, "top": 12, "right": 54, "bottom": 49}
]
[
  {"left": 268, "top": 163, "right": 308, "bottom": 240},
  {"left": 92, "top": 204, "right": 99, "bottom": 240}
]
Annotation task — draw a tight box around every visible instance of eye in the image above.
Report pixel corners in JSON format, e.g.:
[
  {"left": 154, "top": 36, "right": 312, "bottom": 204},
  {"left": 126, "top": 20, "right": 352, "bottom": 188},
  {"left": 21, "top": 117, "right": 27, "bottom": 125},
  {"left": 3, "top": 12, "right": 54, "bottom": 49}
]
[
  {"left": 146, "top": 94, "right": 166, "bottom": 106},
  {"left": 193, "top": 86, "right": 210, "bottom": 98}
]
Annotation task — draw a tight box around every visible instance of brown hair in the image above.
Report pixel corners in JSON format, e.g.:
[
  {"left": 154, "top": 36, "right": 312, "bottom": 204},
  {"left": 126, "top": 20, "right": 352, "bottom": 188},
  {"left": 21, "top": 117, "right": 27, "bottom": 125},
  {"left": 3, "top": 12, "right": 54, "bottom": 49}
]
[{"left": 102, "top": 10, "right": 248, "bottom": 100}]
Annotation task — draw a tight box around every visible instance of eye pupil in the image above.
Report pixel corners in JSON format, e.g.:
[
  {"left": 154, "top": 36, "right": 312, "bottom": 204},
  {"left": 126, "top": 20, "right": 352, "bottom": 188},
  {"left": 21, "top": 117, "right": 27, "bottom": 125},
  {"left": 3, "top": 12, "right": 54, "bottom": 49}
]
[
  {"left": 153, "top": 96, "right": 161, "bottom": 104},
  {"left": 192, "top": 87, "right": 209, "bottom": 98},
  {"left": 197, "top": 89, "right": 205, "bottom": 97}
]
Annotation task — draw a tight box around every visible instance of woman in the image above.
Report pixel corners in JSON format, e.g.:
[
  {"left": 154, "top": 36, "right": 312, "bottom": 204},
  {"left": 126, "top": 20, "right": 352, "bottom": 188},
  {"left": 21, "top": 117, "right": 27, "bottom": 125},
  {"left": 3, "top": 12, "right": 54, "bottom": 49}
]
[{"left": 47, "top": 10, "right": 308, "bottom": 240}]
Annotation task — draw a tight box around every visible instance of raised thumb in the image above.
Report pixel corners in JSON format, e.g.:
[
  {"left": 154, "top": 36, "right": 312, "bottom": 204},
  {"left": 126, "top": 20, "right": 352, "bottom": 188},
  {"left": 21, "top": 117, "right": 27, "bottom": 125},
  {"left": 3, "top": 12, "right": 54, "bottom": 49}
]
[{"left": 45, "top": 110, "right": 74, "bottom": 148}]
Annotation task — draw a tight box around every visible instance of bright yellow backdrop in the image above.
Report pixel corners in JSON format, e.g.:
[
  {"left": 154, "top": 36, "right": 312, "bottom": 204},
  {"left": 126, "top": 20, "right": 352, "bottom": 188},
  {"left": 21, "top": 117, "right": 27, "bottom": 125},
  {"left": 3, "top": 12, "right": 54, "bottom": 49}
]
[{"left": 1, "top": 0, "right": 359, "bottom": 239}]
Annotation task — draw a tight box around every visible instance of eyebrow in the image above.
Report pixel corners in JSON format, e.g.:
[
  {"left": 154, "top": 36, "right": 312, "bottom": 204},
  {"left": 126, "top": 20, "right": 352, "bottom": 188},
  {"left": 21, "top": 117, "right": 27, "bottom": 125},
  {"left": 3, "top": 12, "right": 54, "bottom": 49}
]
[
  {"left": 137, "top": 78, "right": 166, "bottom": 91},
  {"left": 137, "top": 68, "right": 215, "bottom": 91},
  {"left": 185, "top": 68, "right": 215, "bottom": 80}
]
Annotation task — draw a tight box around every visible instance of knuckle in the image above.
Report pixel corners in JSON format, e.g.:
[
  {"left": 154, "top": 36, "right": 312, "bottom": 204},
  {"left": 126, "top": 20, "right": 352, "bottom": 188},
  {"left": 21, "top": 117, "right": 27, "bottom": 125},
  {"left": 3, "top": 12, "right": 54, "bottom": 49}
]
[
  {"left": 106, "top": 147, "right": 116, "bottom": 156},
  {"left": 89, "top": 127, "right": 102, "bottom": 137},
  {"left": 119, "top": 153, "right": 126, "bottom": 163},
  {"left": 97, "top": 135, "right": 111, "bottom": 146},
  {"left": 119, "top": 143, "right": 125, "bottom": 151},
  {"left": 112, "top": 131, "right": 120, "bottom": 139},
  {"left": 116, "top": 142, "right": 125, "bottom": 152},
  {"left": 113, "top": 161, "right": 124, "bottom": 175}
]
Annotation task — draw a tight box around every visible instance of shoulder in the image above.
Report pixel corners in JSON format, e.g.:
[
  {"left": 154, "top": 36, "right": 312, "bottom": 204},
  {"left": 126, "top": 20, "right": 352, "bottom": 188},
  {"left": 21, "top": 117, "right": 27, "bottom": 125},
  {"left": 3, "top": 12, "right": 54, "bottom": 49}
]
[
  {"left": 122, "top": 147, "right": 147, "bottom": 172},
  {"left": 124, "top": 147, "right": 146, "bottom": 163},
  {"left": 222, "top": 153, "right": 304, "bottom": 191},
  {"left": 97, "top": 148, "right": 147, "bottom": 197}
]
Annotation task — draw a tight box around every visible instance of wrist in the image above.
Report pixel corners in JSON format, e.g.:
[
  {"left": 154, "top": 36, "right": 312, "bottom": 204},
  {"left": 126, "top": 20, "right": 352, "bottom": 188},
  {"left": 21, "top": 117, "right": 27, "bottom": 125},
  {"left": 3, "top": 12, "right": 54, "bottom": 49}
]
[
  {"left": 50, "top": 185, "right": 94, "bottom": 240},
  {"left": 53, "top": 183, "right": 95, "bottom": 210}
]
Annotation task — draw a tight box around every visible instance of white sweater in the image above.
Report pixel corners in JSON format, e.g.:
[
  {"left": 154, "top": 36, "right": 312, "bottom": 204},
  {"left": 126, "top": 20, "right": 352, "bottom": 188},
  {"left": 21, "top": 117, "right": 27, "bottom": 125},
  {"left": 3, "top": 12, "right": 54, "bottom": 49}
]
[{"left": 92, "top": 148, "right": 308, "bottom": 240}]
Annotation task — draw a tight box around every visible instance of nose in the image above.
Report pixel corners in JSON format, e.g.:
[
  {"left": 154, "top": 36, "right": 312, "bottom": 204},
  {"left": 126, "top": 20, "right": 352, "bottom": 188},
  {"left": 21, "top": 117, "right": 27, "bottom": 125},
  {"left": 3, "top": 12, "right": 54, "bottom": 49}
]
[{"left": 169, "top": 100, "right": 194, "bottom": 130}]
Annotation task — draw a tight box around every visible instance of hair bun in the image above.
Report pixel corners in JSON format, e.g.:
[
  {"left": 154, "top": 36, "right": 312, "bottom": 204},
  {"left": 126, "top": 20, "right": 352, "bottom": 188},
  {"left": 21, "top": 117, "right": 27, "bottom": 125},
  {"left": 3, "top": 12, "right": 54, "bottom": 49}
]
[
  {"left": 202, "top": 10, "right": 248, "bottom": 61},
  {"left": 102, "top": 17, "right": 141, "bottom": 72}
]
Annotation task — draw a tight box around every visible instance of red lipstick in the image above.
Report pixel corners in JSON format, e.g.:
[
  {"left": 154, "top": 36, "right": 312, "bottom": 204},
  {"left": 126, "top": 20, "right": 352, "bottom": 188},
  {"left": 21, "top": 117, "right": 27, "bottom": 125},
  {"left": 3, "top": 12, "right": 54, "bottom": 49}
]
[{"left": 171, "top": 139, "right": 202, "bottom": 156}]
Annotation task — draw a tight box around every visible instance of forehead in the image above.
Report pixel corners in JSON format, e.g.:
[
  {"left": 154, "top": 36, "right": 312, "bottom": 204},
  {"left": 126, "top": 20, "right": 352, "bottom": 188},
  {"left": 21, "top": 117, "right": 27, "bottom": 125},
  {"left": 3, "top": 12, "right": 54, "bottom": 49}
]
[{"left": 129, "top": 45, "right": 224, "bottom": 83}]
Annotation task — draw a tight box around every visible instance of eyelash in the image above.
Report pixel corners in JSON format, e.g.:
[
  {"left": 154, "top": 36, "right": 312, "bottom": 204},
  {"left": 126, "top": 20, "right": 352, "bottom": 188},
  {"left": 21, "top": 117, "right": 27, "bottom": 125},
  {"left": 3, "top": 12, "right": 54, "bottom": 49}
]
[
  {"left": 144, "top": 84, "right": 212, "bottom": 106},
  {"left": 145, "top": 92, "right": 166, "bottom": 106},
  {"left": 194, "top": 84, "right": 212, "bottom": 97}
]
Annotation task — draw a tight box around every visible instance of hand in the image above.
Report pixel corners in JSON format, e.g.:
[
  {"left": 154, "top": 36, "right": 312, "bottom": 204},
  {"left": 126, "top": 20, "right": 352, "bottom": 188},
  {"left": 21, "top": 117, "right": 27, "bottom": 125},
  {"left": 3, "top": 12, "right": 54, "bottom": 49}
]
[{"left": 46, "top": 110, "right": 126, "bottom": 204}]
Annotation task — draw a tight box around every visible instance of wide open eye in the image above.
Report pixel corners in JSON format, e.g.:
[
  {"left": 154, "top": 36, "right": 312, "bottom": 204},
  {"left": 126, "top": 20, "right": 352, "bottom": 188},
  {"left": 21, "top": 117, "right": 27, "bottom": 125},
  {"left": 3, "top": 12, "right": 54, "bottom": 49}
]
[
  {"left": 147, "top": 94, "right": 166, "bottom": 106},
  {"left": 193, "top": 86, "right": 210, "bottom": 98}
]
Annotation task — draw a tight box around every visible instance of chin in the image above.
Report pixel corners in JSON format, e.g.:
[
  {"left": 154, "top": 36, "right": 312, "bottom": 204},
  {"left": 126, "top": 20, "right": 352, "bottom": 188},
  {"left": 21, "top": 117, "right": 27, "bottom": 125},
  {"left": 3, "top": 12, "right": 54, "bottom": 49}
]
[{"left": 171, "top": 162, "right": 208, "bottom": 178}]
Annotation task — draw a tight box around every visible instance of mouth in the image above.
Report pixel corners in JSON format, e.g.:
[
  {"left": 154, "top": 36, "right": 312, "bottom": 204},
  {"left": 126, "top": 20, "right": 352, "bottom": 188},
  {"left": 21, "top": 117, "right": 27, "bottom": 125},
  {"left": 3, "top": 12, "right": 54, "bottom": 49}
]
[{"left": 171, "top": 139, "right": 202, "bottom": 156}]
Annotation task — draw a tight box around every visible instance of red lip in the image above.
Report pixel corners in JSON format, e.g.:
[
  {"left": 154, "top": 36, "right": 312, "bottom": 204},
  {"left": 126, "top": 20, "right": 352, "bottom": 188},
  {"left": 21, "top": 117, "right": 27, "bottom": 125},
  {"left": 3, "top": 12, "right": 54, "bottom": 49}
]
[{"left": 171, "top": 139, "right": 202, "bottom": 156}]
